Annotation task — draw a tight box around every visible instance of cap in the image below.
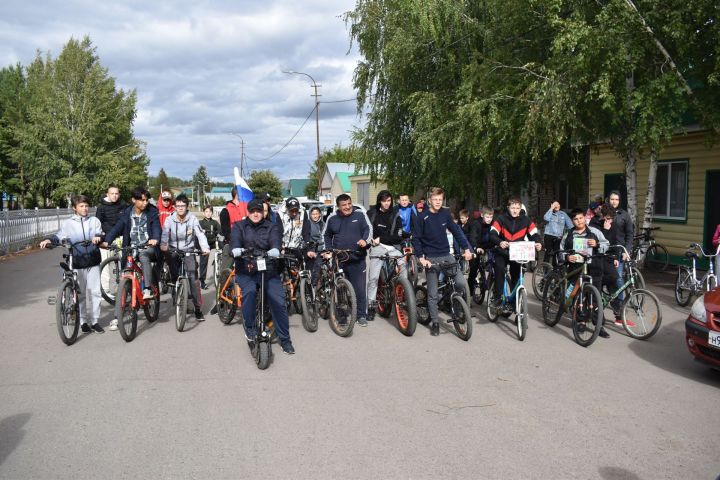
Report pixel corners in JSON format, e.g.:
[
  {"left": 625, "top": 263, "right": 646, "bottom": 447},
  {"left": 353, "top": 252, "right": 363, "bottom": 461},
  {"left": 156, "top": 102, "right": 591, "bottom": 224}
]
[
  {"left": 161, "top": 192, "right": 172, "bottom": 200},
  {"left": 589, "top": 201, "right": 600, "bottom": 210},
  {"left": 285, "top": 197, "right": 300, "bottom": 210},
  {"left": 247, "top": 198, "right": 264, "bottom": 212}
]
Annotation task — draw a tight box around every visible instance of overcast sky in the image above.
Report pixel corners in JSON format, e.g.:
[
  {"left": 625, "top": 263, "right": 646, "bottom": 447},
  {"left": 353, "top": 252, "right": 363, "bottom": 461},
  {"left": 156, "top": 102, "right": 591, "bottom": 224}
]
[{"left": 0, "top": 0, "right": 362, "bottom": 182}]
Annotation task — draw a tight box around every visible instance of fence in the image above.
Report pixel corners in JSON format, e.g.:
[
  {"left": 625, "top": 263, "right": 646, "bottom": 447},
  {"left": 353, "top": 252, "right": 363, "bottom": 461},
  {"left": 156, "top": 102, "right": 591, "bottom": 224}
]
[{"left": 0, "top": 208, "right": 96, "bottom": 256}]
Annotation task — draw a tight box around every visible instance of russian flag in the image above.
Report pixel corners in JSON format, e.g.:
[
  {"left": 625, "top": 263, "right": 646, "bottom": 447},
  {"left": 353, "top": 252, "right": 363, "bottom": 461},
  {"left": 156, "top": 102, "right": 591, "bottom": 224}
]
[{"left": 234, "top": 166, "right": 253, "bottom": 219}]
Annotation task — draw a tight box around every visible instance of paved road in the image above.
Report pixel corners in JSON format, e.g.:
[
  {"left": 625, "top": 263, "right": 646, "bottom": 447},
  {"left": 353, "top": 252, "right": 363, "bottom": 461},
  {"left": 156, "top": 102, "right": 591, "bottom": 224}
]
[{"left": 0, "top": 249, "right": 718, "bottom": 479}]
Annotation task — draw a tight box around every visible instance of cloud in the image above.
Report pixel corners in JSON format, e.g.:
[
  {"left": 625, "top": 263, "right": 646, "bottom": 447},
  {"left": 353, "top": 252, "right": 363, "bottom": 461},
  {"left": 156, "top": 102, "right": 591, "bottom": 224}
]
[{"left": 0, "top": 0, "right": 362, "bottom": 181}]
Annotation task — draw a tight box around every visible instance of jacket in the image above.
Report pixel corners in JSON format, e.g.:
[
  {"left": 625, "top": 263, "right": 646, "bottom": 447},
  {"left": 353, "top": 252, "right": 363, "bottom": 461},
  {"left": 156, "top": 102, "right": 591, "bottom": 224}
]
[
  {"left": 323, "top": 206, "right": 372, "bottom": 261},
  {"left": 613, "top": 207, "right": 634, "bottom": 252},
  {"left": 199, "top": 217, "right": 221, "bottom": 248},
  {"left": 230, "top": 217, "right": 283, "bottom": 274},
  {"left": 278, "top": 203, "right": 306, "bottom": 249},
  {"left": 219, "top": 200, "right": 247, "bottom": 242},
  {"left": 161, "top": 212, "right": 209, "bottom": 252},
  {"left": 460, "top": 218, "right": 480, "bottom": 248},
  {"left": 157, "top": 195, "right": 175, "bottom": 228},
  {"left": 397, "top": 204, "right": 417, "bottom": 233},
  {"left": 560, "top": 226, "right": 609, "bottom": 268},
  {"left": 490, "top": 212, "right": 541, "bottom": 246},
  {"left": 543, "top": 208, "right": 573, "bottom": 238},
  {"left": 105, "top": 204, "right": 162, "bottom": 250},
  {"left": 411, "top": 207, "right": 470, "bottom": 258},
  {"left": 47, "top": 214, "right": 103, "bottom": 268},
  {"left": 477, "top": 221, "right": 493, "bottom": 250},
  {"left": 367, "top": 206, "right": 403, "bottom": 247},
  {"left": 96, "top": 195, "right": 127, "bottom": 237},
  {"left": 301, "top": 217, "right": 325, "bottom": 252}
]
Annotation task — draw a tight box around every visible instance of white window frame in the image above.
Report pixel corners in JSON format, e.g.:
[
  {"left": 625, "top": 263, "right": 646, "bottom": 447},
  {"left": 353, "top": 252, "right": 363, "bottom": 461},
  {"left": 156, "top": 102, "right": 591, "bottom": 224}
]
[{"left": 654, "top": 160, "right": 688, "bottom": 221}]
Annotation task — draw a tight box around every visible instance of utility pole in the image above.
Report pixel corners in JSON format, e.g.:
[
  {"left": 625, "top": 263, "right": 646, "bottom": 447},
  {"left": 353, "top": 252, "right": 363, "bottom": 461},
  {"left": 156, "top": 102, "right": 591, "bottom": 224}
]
[
  {"left": 284, "top": 70, "right": 321, "bottom": 200},
  {"left": 231, "top": 133, "right": 247, "bottom": 178}
]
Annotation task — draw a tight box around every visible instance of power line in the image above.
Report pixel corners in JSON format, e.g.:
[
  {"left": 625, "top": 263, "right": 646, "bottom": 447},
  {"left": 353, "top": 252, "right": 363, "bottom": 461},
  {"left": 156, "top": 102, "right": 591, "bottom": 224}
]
[{"left": 245, "top": 105, "right": 317, "bottom": 163}]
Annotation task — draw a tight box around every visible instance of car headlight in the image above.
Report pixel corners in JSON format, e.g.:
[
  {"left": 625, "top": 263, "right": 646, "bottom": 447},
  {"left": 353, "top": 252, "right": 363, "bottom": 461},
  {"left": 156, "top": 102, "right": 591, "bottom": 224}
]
[{"left": 690, "top": 296, "right": 707, "bottom": 324}]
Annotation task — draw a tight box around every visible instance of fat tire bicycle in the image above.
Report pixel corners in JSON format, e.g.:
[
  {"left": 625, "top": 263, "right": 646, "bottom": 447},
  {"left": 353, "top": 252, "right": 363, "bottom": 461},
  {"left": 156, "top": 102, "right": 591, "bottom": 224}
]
[
  {"left": 370, "top": 251, "right": 417, "bottom": 336},
  {"left": 113, "top": 243, "right": 160, "bottom": 342},
  {"left": 675, "top": 243, "right": 718, "bottom": 307},
  {"left": 415, "top": 257, "right": 473, "bottom": 341},
  {"left": 307, "top": 249, "right": 358, "bottom": 337}
]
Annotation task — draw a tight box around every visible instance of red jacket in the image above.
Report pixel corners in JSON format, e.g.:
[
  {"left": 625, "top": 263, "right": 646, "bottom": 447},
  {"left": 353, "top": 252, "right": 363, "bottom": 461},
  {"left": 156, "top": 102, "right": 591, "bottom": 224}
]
[
  {"left": 712, "top": 224, "right": 720, "bottom": 250},
  {"left": 157, "top": 194, "right": 175, "bottom": 228}
]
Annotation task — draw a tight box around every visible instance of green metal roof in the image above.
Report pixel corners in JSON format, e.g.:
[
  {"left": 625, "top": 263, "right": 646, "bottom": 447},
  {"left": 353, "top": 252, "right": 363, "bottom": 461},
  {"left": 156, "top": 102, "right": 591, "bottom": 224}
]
[{"left": 335, "top": 172, "right": 351, "bottom": 192}]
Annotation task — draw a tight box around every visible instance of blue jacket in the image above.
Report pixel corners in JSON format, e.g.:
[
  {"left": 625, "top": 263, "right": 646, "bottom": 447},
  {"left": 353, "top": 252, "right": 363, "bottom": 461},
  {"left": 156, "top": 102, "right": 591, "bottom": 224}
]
[
  {"left": 322, "top": 207, "right": 372, "bottom": 261},
  {"left": 412, "top": 207, "right": 470, "bottom": 258},
  {"left": 543, "top": 208, "right": 573, "bottom": 238},
  {"left": 397, "top": 204, "right": 417, "bottom": 233},
  {"left": 230, "top": 217, "right": 283, "bottom": 275},
  {"left": 105, "top": 204, "right": 161, "bottom": 247}
]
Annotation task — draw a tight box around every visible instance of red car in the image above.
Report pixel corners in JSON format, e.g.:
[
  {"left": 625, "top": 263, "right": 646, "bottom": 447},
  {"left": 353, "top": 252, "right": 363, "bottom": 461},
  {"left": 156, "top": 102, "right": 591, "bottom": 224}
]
[{"left": 685, "top": 288, "right": 720, "bottom": 370}]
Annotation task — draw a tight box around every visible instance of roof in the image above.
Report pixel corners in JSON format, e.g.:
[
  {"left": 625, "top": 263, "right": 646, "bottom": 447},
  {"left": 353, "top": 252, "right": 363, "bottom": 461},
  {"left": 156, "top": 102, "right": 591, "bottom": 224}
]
[
  {"left": 210, "top": 186, "right": 233, "bottom": 193},
  {"left": 334, "top": 172, "right": 351, "bottom": 192},
  {"left": 325, "top": 163, "right": 355, "bottom": 178}
]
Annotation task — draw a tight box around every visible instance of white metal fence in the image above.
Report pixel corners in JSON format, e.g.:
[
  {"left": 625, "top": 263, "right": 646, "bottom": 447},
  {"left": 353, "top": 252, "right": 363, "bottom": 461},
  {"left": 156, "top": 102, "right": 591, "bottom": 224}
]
[{"left": 0, "top": 208, "right": 96, "bottom": 256}]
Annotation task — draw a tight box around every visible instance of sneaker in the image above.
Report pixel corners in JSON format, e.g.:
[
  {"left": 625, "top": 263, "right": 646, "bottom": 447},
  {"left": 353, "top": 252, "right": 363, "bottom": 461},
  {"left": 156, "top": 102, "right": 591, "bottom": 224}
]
[
  {"left": 599, "top": 328, "right": 610, "bottom": 339},
  {"left": 201, "top": 282, "right": 208, "bottom": 290},
  {"left": 490, "top": 297, "right": 501, "bottom": 309},
  {"left": 91, "top": 323, "right": 105, "bottom": 334},
  {"left": 430, "top": 322, "right": 440, "bottom": 336},
  {"left": 142, "top": 288, "right": 153, "bottom": 300},
  {"left": 614, "top": 318, "right": 624, "bottom": 326},
  {"left": 244, "top": 328, "right": 257, "bottom": 342},
  {"left": 81, "top": 323, "right": 91, "bottom": 333},
  {"left": 357, "top": 317, "right": 368, "bottom": 327},
  {"left": 194, "top": 308, "right": 205, "bottom": 321},
  {"left": 210, "top": 304, "right": 218, "bottom": 315},
  {"left": 108, "top": 319, "right": 118, "bottom": 331},
  {"left": 281, "top": 341, "right": 295, "bottom": 355}
]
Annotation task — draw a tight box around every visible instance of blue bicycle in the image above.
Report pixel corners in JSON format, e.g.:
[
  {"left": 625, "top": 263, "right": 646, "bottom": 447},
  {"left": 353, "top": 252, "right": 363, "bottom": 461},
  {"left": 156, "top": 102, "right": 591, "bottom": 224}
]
[{"left": 486, "top": 255, "right": 531, "bottom": 341}]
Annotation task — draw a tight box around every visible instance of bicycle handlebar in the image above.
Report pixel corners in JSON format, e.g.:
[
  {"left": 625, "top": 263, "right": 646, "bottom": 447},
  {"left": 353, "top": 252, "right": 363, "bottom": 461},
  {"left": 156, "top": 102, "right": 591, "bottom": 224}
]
[
  {"left": 686, "top": 243, "right": 719, "bottom": 258},
  {"left": 49, "top": 239, "right": 95, "bottom": 250}
]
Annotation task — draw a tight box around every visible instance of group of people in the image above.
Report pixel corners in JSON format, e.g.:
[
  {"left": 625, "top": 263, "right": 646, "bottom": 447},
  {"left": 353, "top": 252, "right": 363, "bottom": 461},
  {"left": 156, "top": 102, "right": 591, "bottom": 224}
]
[{"left": 40, "top": 180, "right": 640, "bottom": 352}]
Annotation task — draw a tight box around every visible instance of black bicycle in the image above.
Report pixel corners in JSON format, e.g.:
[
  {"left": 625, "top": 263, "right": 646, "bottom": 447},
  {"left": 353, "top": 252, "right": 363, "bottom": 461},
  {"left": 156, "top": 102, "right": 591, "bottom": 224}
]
[
  {"left": 167, "top": 248, "right": 204, "bottom": 332},
  {"left": 415, "top": 258, "right": 472, "bottom": 341},
  {"left": 308, "top": 249, "right": 358, "bottom": 337},
  {"left": 370, "top": 252, "right": 417, "bottom": 336}
]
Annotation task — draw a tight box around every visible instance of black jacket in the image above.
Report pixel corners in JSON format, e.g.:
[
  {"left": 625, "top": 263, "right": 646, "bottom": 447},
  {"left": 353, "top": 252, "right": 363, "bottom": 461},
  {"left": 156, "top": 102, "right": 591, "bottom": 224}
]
[
  {"left": 230, "top": 217, "right": 283, "bottom": 275},
  {"left": 323, "top": 206, "right": 372, "bottom": 261},
  {"left": 460, "top": 218, "right": 480, "bottom": 248},
  {"left": 96, "top": 195, "right": 127, "bottom": 237},
  {"left": 367, "top": 206, "right": 403, "bottom": 246},
  {"left": 613, "top": 208, "right": 634, "bottom": 252},
  {"left": 199, "top": 217, "right": 221, "bottom": 248}
]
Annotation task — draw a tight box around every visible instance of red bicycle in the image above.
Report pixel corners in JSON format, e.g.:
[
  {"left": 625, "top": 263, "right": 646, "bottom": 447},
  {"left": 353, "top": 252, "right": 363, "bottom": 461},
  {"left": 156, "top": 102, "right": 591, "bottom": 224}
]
[{"left": 113, "top": 243, "right": 160, "bottom": 342}]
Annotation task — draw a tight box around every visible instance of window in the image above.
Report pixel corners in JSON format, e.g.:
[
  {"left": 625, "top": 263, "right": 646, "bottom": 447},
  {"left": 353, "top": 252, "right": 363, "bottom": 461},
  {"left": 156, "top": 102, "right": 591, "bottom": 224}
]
[
  {"left": 357, "top": 182, "right": 370, "bottom": 209},
  {"left": 654, "top": 160, "right": 688, "bottom": 220}
]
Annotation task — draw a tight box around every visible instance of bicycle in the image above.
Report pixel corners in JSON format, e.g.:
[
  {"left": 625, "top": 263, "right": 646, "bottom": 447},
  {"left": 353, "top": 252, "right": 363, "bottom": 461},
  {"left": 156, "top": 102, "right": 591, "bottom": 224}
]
[
  {"left": 46, "top": 240, "right": 95, "bottom": 345},
  {"left": 369, "top": 251, "right": 417, "bottom": 336},
  {"left": 308, "top": 249, "right": 358, "bottom": 337},
  {"left": 113, "top": 242, "right": 160, "bottom": 342},
  {"left": 401, "top": 238, "right": 419, "bottom": 287},
  {"left": 211, "top": 238, "right": 224, "bottom": 289},
  {"left": 99, "top": 245, "right": 121, "bottom": 305},
  {"left": 281, "top": 247, "right": 305, "bottom": 315},
  {"left": 167, "top": 247, "right": 204, "bottom": 332},
  {"left": 216, "top": 265, "right": 242, "bottom": 325},
  {"left": 675, "top": 243, "right": 719, "bottom": 307},
  {"left": 415, "top": 257, "right": 472, "bottom": 341},
  {"left": 632, "top": 227, "right": 669, "bottom": 272},
  {"left": 486, "top": 243, "right": 535, "bottom": 341},
  {"left": 598, "top": 245, "right": 662, "bottom": 340},
  {"left": 470, "top": 253, "right": 494, "bottom": 306},
  {"left": 541, "top": 250, "right": 604, "bottom": 347}
]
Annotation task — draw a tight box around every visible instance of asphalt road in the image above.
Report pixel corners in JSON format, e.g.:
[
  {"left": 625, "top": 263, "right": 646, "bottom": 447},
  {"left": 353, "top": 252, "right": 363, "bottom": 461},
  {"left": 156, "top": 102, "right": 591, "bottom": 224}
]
[{"left": 0, "top": 249, "right": 718, "bottom": 479}]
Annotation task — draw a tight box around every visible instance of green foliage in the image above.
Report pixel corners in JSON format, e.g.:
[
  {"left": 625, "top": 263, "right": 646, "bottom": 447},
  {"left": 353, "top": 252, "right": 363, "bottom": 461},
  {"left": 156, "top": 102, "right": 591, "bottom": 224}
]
[
  {"left": 0, "top": 36, "right": 148, "bottom": 207},
  {"left": 248, "top": 169, "right": 283, "bottom": 203}
]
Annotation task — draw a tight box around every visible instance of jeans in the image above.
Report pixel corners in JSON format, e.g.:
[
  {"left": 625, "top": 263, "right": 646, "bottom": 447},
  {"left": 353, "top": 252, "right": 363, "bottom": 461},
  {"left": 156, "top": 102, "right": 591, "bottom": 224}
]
[
  {"left": 366, "top": 245, "right": 405, "bottom": 303},
  {"left": 235, "top": 272, "right": 290, "bottom": 343},
  {"left": 342, "top": 259, "right": 368, "bottom": 319},
  {"left": 493, "top": 251, "right": 521, "bottom": 298},
  {"left": 615, "top": 261, "right": 625, "bottom": 303},
  {"left": 139, "top": 247, "right": 157, "bottom": 288},
  {"left": 425, "top": 255, "right": 466, "bottom": 325},
  {"left": 168, "top": 253, "right": 202, "bottom": 309}
]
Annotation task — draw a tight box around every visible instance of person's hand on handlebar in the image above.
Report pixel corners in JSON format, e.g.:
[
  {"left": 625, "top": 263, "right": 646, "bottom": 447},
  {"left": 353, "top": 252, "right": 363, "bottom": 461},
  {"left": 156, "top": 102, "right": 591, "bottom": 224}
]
[
  {"left": 267, "top": 248, "right": 280, "bottom": 258},
  {"left": 201, "top": 249, "right": 210, "bottom": 256},
  {"left": 357, "top": 239, "right": 368, "bottom": 248},
  {"left": 39, "top": 239, "right": 51, "bottom": 249},
  {"left": 535, "top": 242, "right": 542, "bottom": 251},
  {"left": 499, "top": 241, "right": 509, "bottom": 249},
  {"left": 419, "top": 257, "right": 432, "bottom": 269},
  {"left": 148, "top": 239, "right": 158, "bottom": 247},
  {"left": 463, "top": 249, "right": 473, "bottom": 262}
]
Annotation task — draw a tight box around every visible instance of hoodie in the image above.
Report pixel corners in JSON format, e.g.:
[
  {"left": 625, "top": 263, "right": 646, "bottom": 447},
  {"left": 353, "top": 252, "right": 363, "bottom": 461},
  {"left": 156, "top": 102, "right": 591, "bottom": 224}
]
[
  {"left": 47, "top": 214, "right": 103, "bottom": 268},
  {"left": 161, "top": 211, "right": 210, "bottom": 252},
  {"left": 96, "top": 195, "right": 127, "bottom": 236},
  {"left": 157, "top": 194, "right": 175, "bottom": 228}
]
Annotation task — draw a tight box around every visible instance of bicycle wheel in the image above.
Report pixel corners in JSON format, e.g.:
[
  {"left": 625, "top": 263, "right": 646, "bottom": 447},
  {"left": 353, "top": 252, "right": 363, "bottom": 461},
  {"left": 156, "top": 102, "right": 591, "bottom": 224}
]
[
  {"left": 99, "top": 256, "right": 121, "bottom": 305},
  {"left": 516, "top": 287, "right": 528, "bottom": 341},
  {"left": 571, "top": 284, "right": 603, "bottom": 347},
  {"left": 708, "top": 275, "right": 717, "bottom": 292},
  {"left": 216, "top": 269, "right": 235, "bottom": 324},
  {"left": 622, "top": 288, "right": 662, "bottom": 340},
  {"left": 299, "top": 277, "right": 318, "bottom": 332},
  {"left": 674, "top": 267, "right": 693, "bottom": 306},
  {"left": 414, "top": 285, "right": 430, "bottom": 326},
  {"left": 407, "top": 255, "right": 419, "bottom": 287},
  {"left": 175, "top": 278, "right": 188, "bottom": 332},
  {"left": 472, "top": 267, "right": 487, "bottom": 306},
  {"left": 56, "top": 280, "right": 80, "bottom": 345},
  {"left": 161, "top": 263, "right": 171, "bottom": 294},
  {"left": 329, "top": 277, "right": 357, "bottom": 337},
  {"left": 541, "top": 272, "right": 563, "bottom": 327},
  {"left": 451, "top": 294, "right": 472, "bottom": 341},
  {"left": 532, "top": 262, "right": 552, "bottom": 301},
  {"left": 255, "top": 341, "right": 270, "bottom": 370},
  {"left": 116, "top": 278, "right": 137, "bottom": 342},
  {"left": 625, "top": 264, "right": 645, "bottom": 291},
  {"left": 143, "top": 270, "right": 160, "bottom": 322},
  {"left": 376, "top": 269, "right": 392, "bottom": 318},
  {"left": 645, "top": 244, "right": 669, "bottom": 272},
  {"left": 393, "top": 276, "right": 417, "bottom": 336},
  {"left": 486, "top": 278, "right": 499, "bottom": 322}
]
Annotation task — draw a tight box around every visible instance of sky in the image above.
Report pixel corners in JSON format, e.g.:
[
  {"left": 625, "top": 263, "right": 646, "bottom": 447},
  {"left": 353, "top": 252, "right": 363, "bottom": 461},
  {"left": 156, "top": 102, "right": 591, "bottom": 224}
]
[{"left": 0, "top": 0, "right": 363, "bottom": 182}]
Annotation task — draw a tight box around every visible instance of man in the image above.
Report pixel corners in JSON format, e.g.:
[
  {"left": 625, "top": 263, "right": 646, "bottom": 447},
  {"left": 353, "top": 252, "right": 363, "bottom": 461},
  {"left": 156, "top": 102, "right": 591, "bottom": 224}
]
[
  {"left": 230, "top": 198, "right": 295, "bottom": 354},
  {"left": 323, "top": 193, "right": 373, "bottom": 326},
  {"left": 219, "top": 186, "right": 246, "bottom": 271},
  {"left": 96, "top": 184, "right": 126, "bottom": 331},
  {"left": 396, "top": 194, "right": 417, "bottom": 234},
  {"left": 366, "top": 190, "right": 406, "bottom": 319},
  {"left": 198, "top": 205, "right": 220, "bottom": 289},
  {"left": 279, "top": 197, "right": 305, "bottom": 250},
  {"left": 489, "top": 196, "right": 542, "bottom": 309},
  {"left": 158, "top": 189, "right": 175, "bottom": 228},
  {"left": 543, "top": 200, "right": 573, "bottom": 265},
  {"left": 160, "top": 194, "right": 210, "bottom": 320},
  {"left": 590, "top": 205, "right": 626, "bottom": 323},
  {"left": 412, "top": 188, "right": 473, "bottom": 336},
  {"left": 459, "top": 209, "right": 480, "bottom": 293},
  {"left": 608, "top": 190, "right": 634, "bottom": 307},
  {"left": 560, "top": 208, "right": 616, "bottom": 338},
  {"left": 103, "top": 187, "right": 161, "bottom": 300}
]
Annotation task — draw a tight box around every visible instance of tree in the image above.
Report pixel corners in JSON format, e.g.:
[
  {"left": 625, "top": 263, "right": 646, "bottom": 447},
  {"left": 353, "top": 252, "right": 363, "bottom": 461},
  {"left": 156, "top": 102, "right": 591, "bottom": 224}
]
[
  {"left": 248, "top": 169, "right": 283, "bottom": 203},
  {"left": 304, "top": 145, "right": 356, "bottom": 199},
  {"left": 192, "top": 165, "right": 211, "bottom": 205}
]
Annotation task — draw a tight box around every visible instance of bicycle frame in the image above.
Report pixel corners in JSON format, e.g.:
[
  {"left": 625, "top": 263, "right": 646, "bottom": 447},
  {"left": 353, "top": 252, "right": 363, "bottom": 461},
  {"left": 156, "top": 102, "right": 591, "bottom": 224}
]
[
  {"left": 683, "top": 244, "right": 717, "bottom": 293},
  {"left": 218, "top": 267, "right": 242, "bottom": 307},
  {"left": 121, "top": 247, "right": 151, "bottom": 310}
]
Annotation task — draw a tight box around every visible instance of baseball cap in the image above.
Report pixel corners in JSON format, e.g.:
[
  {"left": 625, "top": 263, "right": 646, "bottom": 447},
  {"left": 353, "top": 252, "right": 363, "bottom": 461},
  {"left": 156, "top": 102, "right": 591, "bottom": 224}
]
[
  {"left": 589, "top": 201, "right": 600, "bottom": 210},
  {"left": 285, "top": 197, "right": 300, "bottom": 210},
  {"left": 161, "top": 192, "right": 172, "bottom": 200},
  {"left": 247, "top": 198, "right": 264, "bottom": 212}
]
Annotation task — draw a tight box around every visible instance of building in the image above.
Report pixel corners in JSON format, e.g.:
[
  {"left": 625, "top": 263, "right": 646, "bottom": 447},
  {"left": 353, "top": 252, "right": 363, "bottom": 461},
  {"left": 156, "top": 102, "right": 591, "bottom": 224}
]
[
  {"left": 208, "top": 186, "right": 234, "bottom": 203},
  {"left": 282, "top": 179, "right": 312, "bottom": 198},
  {"left": 320, "top": 163, "right": 355, "bottom": 201},
  {"left": 349, "top": 172, "right": 389, "bottom": 209},
  {"left": 330, "top": 172, "right": 352, "bottom": 200},
  {"left": 589, "top": 130, "right": 720, "bottom": 268}
]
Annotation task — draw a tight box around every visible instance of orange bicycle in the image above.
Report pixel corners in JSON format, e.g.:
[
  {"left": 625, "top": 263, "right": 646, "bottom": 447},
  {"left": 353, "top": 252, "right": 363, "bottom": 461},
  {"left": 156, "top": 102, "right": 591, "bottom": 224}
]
[
  {"left": 114, "top": 243, "right": 160, "bottom": 342},
  {"left": 216, "top": 266, "right": 242, "bottom": 325}
]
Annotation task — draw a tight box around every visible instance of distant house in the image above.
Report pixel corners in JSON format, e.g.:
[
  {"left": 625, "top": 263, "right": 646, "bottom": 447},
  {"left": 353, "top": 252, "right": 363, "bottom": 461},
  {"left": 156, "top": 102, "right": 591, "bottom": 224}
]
[
  {"left": 283, "top": 179, "right": 312, "bottom": 198},
  {"left": 349, "top": 172, "right": 389, "bottom": 209},
  {"left": 329, "top": 172, "right": 352, "bottom": 201},
  {"left": 320, "top": 163, "right": 355, "bottom": 201},
  {"left": 589, "top": 129, "right": 720, "bottom": 268}
]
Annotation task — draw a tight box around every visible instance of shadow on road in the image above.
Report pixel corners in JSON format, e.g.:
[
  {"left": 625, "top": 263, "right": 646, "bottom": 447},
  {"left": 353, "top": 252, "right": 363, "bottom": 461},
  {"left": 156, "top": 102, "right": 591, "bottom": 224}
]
[
  {"left": 598, "top": 466, "right": 641, "bottom": 480},
  {"left": 0, "top": 413, "right": 31, "bottom": 466}
]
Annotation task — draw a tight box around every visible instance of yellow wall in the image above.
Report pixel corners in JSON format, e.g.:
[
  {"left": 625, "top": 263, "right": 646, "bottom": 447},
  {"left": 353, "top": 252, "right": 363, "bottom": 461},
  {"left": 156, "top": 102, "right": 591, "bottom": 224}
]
[
  {"left": 589, "top": 131, "right": 719, "bottom": 258},
  {"left": 350, "top": 174, "right": 388, "bottom": 208}
]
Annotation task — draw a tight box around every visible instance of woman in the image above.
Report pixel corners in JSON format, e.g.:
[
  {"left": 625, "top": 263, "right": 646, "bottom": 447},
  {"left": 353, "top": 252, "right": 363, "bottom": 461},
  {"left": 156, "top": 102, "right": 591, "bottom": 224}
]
[
  {"left": 40, "top": 195, "right": 104, "bottom": 333},
  {"left": 301, "top": 206, "right": 325, "bottom": 284}
]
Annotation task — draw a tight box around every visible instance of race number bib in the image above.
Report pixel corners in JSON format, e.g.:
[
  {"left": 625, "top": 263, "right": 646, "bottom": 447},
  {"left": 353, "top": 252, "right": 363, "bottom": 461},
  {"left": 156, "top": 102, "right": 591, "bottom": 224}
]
[
  {"left": 509, "top": 241, "right": 536, "bottom": 262},
  {"left": 256, "top": 258, "right": 267, "bottom": 271},
  {"left": 573, "top": 238, "right": 591, "bottom": 263}
]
